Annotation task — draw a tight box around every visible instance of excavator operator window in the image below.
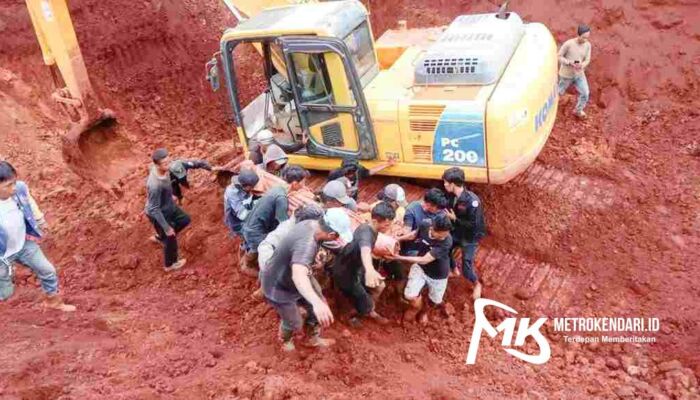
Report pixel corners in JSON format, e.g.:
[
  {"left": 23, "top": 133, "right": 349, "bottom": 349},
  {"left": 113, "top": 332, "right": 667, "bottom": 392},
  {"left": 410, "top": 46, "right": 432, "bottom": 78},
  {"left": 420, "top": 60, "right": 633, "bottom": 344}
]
[
  {"left": 291, "top": 53, "right": 333, "bottom": 105},
  {"left": 343, "top": 21, "right": 376, "bottom": 81}
]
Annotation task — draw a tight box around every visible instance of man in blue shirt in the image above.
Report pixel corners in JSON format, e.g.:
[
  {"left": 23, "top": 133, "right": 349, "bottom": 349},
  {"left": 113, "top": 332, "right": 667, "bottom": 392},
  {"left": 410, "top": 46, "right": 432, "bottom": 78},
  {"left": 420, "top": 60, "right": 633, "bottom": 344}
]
[
  {"left": 0, "top": 161, "right": 75, "bottom": 311},
  {"left": 403, "top": 188, "right": 449, "bottom": 231},
  {"left": 223, "top": 168, "right": 260, "bottom": 239}
]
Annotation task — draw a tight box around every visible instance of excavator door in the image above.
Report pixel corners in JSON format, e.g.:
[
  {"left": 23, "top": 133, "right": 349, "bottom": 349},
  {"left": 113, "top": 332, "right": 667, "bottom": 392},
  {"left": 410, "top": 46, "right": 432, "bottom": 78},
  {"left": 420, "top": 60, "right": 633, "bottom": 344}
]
[{"left": 276, "top": 36, "right": 377, "bottom": 160}]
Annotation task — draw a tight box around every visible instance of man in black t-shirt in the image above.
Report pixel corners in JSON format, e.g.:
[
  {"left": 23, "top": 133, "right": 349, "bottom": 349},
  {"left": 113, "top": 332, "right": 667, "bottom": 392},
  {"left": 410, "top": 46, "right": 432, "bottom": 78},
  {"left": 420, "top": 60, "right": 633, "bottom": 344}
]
[
  {"left": 442, "top": 167, "right": 487, "bottom": 300},
  {"left": 391, "top": 214, "right": 453, "bottom": 325},
  {"left": 332, "top": 202, "right": 395, "bottom": 326},
  {"left": 261, "top": 208, "right": 353, "bottom": 352}
]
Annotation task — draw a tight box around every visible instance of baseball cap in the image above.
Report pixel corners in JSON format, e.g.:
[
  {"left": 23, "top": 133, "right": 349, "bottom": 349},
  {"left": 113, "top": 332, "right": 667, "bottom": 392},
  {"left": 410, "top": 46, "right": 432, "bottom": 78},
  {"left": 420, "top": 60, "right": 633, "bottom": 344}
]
[
  {"left": 323, "top": 180, "right": 353, "bottom": 206},
  {"left": 152, "top": 148, "right": 168, "bottom": 163},
  {"left": 234, "top": 168, "right": 259, "bottom": 187},
  {"left": 323, "top": 208, "right": 353, "bottom": 244},
  {"left": 383, "top": 184, "right": 408, "bottom": 207},
  {"left": 256, "top": 129, "right": 274, "bottom": 145}
]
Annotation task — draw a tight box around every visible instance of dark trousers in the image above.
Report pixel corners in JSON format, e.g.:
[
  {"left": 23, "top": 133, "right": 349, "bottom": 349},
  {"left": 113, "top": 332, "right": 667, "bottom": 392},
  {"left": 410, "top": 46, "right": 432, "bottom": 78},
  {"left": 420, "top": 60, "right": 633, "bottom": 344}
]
[
  {"left": 334, "top": 270, "right": 373, "bottom": 316},
  {"left": 149, "top": 206, "right": 191, "bottom": 267},
  {"left": 450, "top": 241, "right": 480, "bottom": 283}
]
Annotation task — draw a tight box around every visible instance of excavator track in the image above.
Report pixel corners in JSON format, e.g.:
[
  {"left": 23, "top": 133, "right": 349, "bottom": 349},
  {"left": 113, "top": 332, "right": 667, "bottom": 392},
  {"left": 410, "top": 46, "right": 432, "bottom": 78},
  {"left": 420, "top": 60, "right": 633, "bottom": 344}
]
[{"left": 512, "top": 162, "right": 620, "bottom": 210}]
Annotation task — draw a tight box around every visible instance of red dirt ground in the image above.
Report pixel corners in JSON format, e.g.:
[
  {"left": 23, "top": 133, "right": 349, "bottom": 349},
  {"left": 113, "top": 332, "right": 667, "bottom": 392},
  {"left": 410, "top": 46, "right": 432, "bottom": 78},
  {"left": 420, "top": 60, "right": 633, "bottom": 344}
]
[{"left": 1, "top": 0, "right": 699, "bottom": 399}]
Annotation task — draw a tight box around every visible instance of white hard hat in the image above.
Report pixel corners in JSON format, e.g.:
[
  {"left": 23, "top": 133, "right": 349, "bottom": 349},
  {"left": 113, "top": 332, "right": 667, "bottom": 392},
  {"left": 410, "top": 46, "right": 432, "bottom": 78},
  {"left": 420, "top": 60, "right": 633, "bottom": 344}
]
[{"left": 256, "top": 129, "right": 274, "bottom": 145}]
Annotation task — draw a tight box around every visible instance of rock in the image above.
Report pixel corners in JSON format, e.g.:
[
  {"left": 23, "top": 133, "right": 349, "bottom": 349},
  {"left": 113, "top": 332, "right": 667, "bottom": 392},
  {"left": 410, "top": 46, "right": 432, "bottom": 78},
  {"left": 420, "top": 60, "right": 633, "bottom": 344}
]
[
  {"left": 614, "top": 385, "right": 636, "bottom": 399},
  {"left": 341, "top": 329, "right": 352, "bottom": 338},
  {"left": 658, "top": 360, "right": 682, "bottom": 372},
  {"left": 262, "top": 376, "right": 286, "bottom": 400},
  {"left": 606, "top": 358, "right": 622, "bottom": 370},
  {"left": 626, "top": 365, "right": 642, "bottom": 377}
]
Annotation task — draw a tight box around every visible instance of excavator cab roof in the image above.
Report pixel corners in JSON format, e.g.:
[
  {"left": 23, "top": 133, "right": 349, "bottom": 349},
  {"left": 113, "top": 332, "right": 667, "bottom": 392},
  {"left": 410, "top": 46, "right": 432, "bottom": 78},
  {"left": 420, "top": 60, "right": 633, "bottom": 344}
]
[{"left": 221, "top": 0, "right": 368, "bottom": 41}]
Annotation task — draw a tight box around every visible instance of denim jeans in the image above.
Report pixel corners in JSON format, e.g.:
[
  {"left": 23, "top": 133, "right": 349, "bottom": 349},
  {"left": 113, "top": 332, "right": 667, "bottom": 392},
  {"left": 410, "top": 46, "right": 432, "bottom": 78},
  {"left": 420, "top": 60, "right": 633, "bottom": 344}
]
[
  {"left": 0, "top": 240, "right": 59, "bottom": 300},
  {"left": 148, "top": 206, "right": 191, "bottom": 267},
  {"left": 558, "top": 74, "right": 589, "bottom": 113}
]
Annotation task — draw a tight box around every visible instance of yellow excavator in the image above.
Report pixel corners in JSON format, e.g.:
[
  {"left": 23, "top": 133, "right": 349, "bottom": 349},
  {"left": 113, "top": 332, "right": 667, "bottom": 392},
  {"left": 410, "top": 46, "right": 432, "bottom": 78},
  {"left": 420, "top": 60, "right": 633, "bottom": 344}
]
[
  {"left": 25, "top": 0, "right": 115, "bottom": 162},
  {"left": 210, "top": 0, "right": 559, "bottom": 183}
]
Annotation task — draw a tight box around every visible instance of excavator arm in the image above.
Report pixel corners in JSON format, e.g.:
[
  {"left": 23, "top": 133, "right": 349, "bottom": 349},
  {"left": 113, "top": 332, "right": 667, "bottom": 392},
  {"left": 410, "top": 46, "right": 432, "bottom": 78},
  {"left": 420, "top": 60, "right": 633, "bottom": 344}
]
[{"left": 25, "top": 0, "right": 115, "bottom": 160}]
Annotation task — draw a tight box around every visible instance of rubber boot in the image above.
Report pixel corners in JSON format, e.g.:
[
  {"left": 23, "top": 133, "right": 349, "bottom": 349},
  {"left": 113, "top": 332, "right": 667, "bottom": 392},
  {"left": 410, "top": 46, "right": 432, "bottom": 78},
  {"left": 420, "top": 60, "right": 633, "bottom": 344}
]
[{"left": 44, "top": 295, "right": 76, "bottom": 312}]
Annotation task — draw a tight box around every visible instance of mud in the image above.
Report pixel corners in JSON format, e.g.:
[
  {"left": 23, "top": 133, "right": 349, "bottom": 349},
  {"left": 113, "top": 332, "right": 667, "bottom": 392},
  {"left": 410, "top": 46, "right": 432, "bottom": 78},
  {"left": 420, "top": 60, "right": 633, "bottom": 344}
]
[{"left": 1, "top": 0, "right": 699, "bottom": 399}]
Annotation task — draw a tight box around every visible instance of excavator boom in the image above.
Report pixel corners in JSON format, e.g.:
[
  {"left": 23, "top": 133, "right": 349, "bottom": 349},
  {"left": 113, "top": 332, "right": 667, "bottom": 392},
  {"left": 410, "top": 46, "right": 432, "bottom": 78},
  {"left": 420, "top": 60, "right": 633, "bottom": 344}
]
[{"left": 25, "top": 0, "right": 115, "bottom": 161}]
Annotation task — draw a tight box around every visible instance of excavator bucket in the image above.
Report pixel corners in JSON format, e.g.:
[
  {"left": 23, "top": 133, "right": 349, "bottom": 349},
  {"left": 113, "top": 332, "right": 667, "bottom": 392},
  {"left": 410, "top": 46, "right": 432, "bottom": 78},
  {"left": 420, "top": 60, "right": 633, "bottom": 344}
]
[{"left": 25, "top": 0, "right": 116, "bottom": 165}]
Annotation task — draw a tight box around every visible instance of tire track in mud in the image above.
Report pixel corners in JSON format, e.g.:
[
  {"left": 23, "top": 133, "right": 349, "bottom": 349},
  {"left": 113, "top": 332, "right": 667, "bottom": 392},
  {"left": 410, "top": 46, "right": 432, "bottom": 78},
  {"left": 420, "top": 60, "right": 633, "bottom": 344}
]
[
  {"left": 511, "top": 162, "right": 621, "bottom": 210},
  {"left": 476, "top": 246, "right": 579, "bottom": 317}
]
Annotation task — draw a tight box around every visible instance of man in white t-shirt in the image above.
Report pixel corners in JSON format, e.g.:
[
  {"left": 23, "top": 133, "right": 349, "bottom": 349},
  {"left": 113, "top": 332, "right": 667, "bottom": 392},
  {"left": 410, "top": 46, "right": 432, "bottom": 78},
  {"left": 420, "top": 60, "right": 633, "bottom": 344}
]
[
  {"left": 0, "top": 161, "right": 75, "bottom": 311},
  {"left": 558, "top": 24, "right": 592, "bottom": 119}
]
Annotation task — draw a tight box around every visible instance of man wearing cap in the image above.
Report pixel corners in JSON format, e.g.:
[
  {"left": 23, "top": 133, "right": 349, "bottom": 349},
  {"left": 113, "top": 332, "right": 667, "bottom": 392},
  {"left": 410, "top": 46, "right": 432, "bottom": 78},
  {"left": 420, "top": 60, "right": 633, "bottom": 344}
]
[
  {"left": 320, "top": 179, "right": 359, "bottom": 212},
  {"left": 248, "top": 129, "right": 305, "bottom": 166},
  {"left": 259, "top": 144, "right": 289, "bottom": 177},
  {"left": 261, "top": 208, "right": 354, "bottom": 351},
  {"left": 145, "top": 148, "right": 189, "bottom": 271},
  {"left": 333, "top": 202, "right": 395, "bottom": 326},
  {"left": 373, "top": 183, "right": 408, "bottom": 223},
  {"left": 241, "top": 165, "right": 308, "bottom": 277},
  {"left": 327, "top": 157, "right": 397, "bottom": 200},
  {"left": 223, "top": 168, "right": 260, "bottom": 239},
  {"left": 168, "top": 158, "right": 212, "bottom": 204},
  {"left": 558, "top": 24, "right": 592, "bottom": 119},
  {"left": 442, "top": 167, "right": 487, "bottom": 300}
]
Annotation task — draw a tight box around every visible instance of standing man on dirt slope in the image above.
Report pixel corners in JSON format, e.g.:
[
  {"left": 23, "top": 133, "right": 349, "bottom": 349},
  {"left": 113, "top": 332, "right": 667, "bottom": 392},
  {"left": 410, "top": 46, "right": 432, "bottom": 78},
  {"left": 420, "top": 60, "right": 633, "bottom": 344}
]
[
  {"left": 389, "top": 214, "right": 453, "bottom": 325},
  {"left": 442, "top": 167, "right": 487, "bottom": 300},
  {"left": 261, "top": 208, "right": 353, "bottom": 351},
  {"left": 0, "top": 161, "right": 76, "bottom": 311},
  {"left": 145, "top": 148, "right": 189, "bottom": 272},
  {"left": 168, "top": 157, "right": 213, "bottom": 204},
  {"left": 241, "top": 165, "right": 308, "bottom": 278},
  {"left": 558, "top": 24, "right": 592, "bottom": 119},
  {"left": 333, "top": 202, "right": 395, "bottom": 327},
  {"left": 223, "top": 168, "right": 260, "bottom": 240}
]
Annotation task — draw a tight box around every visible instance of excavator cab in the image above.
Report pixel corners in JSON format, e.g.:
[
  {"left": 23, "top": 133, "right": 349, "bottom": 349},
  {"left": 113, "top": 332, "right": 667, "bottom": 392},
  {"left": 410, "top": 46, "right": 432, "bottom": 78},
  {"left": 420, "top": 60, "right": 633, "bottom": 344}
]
[{"left": 220, "top": 35, "right": 378, "bottom": 161}]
